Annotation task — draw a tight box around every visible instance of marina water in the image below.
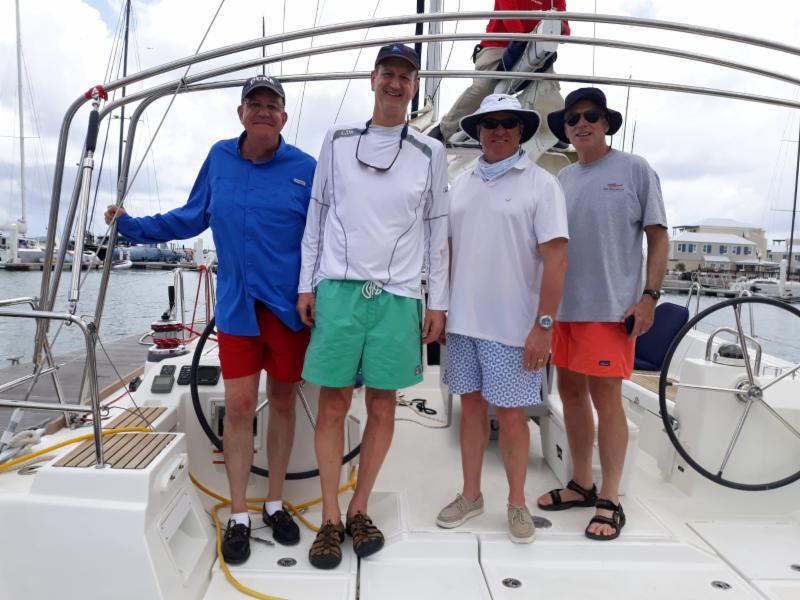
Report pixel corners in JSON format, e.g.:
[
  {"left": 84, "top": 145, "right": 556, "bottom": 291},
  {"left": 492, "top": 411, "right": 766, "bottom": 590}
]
[
  {"left": 0, "top": 269, "right": 207, "bottom": 365},
  {"left": 0, "top": 273, "right": 798, "bottom": 367}
]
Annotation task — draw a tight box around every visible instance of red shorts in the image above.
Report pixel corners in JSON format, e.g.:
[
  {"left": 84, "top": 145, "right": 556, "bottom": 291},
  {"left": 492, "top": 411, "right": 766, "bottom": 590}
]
[
  {"left": 551, "top": 321, "right": 635, "bottom": 379},
  {"left": 216, "top": 304, "right": 310, "bottom": 382}
]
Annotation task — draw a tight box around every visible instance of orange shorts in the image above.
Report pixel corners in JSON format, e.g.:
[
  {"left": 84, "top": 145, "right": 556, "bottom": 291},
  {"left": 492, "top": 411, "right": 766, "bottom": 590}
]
[
  {"left": 216, "top": 303, "right": 310, "bottom": 382},
  {"left": 551, "top": 321, "right": 635, "bottom": 379}
]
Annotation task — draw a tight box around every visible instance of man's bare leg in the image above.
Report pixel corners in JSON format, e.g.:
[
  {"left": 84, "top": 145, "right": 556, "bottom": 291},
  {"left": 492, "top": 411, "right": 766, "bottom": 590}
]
[
  {"left": 223, "top": 373, "right": 260, "bottom": 514},
  {"left": 265, "top": 378, "right": 297, "bottom": 503},
  {"left": 496, "top": 406, "right": 530, "bottom": 506},
  {"left": 347, "top": 388, "right": 396, "bottom": 517},
  {"left": 587, "top": 375, "right": 627, "bottom": 537},
  {"left": 315, "top": 385, "right": 353, "bottom": 524},
  {"left": 536, "top": 367, "right": 594, "bottom": 507},
  {"left": 459, "top": 391, "right": 489, "bottom": 502}
]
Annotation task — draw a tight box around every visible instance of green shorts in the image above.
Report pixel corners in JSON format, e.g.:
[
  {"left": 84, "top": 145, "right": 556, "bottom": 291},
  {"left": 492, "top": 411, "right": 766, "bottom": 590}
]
[{"left": 302, "top": 280, "right": 423, "bottom": 390}]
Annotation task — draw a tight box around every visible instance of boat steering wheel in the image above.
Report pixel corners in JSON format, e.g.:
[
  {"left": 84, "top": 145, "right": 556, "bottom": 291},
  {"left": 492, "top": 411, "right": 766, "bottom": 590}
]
[
  {"left": 659, "top": 296, "right": 800, "bottom": 491},
  {"left": 189, "top": 317, "right": 360, "bottom": 480}
]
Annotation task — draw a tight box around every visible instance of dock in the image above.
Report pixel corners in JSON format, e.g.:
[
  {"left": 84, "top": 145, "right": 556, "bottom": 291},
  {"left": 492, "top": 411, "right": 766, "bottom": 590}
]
[
  {"left": 0, "top": 262, "right": 207, "bottom": 271},
  {"left": 0, "top": 333, "right": 147, "bottom": 432},
  {"left": 663, "top": 285, "right": 738, "bottom": 298}
]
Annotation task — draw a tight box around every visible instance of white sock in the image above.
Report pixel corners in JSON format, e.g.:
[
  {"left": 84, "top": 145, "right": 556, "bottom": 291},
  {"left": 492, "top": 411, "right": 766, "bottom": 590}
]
[
  {"left": 230, "top": 512, "right": 250, "bottom": 527},
  {"left": 264, "top": 500, "right": 283, "bottom": 516}
]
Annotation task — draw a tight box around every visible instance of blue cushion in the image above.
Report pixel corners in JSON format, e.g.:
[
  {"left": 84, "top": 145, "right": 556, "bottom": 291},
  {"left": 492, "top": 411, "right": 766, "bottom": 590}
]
[{"left": 634, "top": 303, "right": 690, "bottom": 371}]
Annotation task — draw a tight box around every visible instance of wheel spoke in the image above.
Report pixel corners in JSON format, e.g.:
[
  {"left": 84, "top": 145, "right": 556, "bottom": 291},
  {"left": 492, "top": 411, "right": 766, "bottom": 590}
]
[
  {"left": 717, "top": 399, "right": 755, "bottom": 477},
  {"left": 760, "top": 362, "right": 800, "bottom": 392},
  {"left": 733, "top": 304, "right": 756, "bottom": 387},
  {"left": 670, "top": 381, "right": 744, "bottom": 395},
  {"left": 756, "top": 398, "right": 800, "bottom": 442}
]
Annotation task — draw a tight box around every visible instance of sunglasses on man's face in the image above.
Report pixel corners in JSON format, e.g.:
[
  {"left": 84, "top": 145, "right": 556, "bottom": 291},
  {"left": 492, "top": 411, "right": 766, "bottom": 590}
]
[
  {"left": 479, "top": 117, "right": 521, "bottom": 130},
  {"left": 565, "top": 110, "right": 604, "bottom": 127}
]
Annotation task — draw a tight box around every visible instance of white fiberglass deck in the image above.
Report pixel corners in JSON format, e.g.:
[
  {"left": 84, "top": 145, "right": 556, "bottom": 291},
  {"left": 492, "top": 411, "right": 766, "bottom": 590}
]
[{"left": 199, "top": 377, "right": 799, "bottom": 600}]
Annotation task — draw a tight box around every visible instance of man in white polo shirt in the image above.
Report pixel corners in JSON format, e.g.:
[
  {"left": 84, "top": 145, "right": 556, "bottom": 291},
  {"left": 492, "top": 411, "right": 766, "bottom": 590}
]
[
  {"left": 298, "top": 44, "right": 449, "bottom": 569},
  {"left": 436, "top": 94, "right": 568, "bottom": 543}
]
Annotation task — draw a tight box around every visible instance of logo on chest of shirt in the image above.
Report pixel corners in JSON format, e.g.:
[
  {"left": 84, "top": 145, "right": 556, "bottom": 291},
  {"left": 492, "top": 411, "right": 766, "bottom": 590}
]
[
  {"left": 603, "top": 182, "right": 625, "bottom": 192},
  {"left": 293, "top": 178, "right": 307, "bottom": 187}
]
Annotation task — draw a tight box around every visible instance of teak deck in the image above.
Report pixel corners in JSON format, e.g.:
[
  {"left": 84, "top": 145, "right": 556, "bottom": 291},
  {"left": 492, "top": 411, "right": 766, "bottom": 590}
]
[
  {"left": 106, "top": 406, "right": 167, "bottom": 429},
  {"left": 53, "top": 432, "right": 175, "bottom": 469},
  {"left": 630, "top": 370, "right": 677, "bottom": 401}
]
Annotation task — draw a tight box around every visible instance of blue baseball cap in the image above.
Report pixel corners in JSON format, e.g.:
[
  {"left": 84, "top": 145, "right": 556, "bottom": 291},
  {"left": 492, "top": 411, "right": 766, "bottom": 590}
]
[{"left": 374, "top": 44, "right": 421, "bottom": 70}]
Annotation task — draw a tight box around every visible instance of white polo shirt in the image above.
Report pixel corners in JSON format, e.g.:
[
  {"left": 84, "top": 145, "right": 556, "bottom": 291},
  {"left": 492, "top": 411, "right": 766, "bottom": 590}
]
[
  {"left": 299, "top": 122, "right": 449, "bottom": 310},
  {"left": 446, "top": 154, "right": 569, "bottom": 347}
]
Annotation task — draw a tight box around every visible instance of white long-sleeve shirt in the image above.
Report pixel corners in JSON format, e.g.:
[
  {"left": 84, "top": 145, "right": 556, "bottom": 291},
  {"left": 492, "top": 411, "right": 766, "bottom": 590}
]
[{"left": 299, "top": 122, "right": 449, "bottom": 310}]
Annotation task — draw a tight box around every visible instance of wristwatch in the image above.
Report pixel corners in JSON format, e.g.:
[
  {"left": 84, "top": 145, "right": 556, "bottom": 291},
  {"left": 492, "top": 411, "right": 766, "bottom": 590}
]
[
  {"left": 537, "top": 314, "right": 554, "bottom": 330},
  {"left": 642, "top": 288, "right": 661, "bottom": 301}
]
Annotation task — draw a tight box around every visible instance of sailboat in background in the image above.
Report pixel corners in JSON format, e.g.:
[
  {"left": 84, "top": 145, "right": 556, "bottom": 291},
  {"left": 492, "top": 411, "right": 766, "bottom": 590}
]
[{"left": 0, "top": 0, "right": 46, "bottom": 266}]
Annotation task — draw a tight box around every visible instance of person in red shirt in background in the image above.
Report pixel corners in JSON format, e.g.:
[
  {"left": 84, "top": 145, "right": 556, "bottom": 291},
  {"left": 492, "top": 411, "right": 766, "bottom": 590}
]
[{"left": 431, "top": 0, "right": 570, "bottom": 142}]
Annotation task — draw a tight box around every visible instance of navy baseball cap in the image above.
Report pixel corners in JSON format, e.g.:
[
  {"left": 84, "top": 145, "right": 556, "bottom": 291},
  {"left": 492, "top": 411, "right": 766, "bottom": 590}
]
[
  {"left": 241, "top": 75, "right": 285, "bottom": 102},
  {"left": 374, "top": 44, "right": 421, "bottom": 70}
]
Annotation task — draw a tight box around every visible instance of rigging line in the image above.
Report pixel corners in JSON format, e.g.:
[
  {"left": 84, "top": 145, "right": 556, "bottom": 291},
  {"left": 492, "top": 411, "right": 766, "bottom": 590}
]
[
  {"left": 21, "top": 50, "right": 52, "bottom": 190},
  {"left": 102, "top": 0, "right": 128, "bottom": 83},
  {"left": 763, "top": 88, "right": 800, "bottom": 231},
  {"left": 293, "top": 0, "right": 325, "bottom": 144},
  {"left": 74, "top": 0, "right": 127, "bottom": 290},
  {"left": 95, "top": 334, "right": 154, "bottom": 430},
  {"left": 79, "top": 0, "right": 226, "bottom": 298},
  {"left": 81, "top": 19, "right": 130, "bottom": 292},
  {"left": 129, "top": 7, "right": 162, "bottom": 214},
  {"left": 104, "top": 0, "right": 227, "bottom": 231},
  {"left": 333, "top": 0, "right": 383, "bottom": 124}
]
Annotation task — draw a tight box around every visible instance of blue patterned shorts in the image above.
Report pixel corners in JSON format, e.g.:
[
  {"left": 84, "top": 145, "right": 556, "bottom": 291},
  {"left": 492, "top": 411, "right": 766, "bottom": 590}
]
[{"left": 443, "top": 333, "right": 543, "bottom": 408}]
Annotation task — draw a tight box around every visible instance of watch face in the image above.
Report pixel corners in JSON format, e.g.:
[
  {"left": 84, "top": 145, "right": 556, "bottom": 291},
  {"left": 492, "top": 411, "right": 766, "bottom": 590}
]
[{"left": 539, "top": 315, "right": 554, "bottom": 329}]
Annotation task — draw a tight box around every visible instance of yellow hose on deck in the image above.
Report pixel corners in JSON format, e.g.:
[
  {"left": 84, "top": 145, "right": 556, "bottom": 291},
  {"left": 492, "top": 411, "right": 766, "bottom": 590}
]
[{"left": 190, "top": 467, "right": 358, "bottom": 600}]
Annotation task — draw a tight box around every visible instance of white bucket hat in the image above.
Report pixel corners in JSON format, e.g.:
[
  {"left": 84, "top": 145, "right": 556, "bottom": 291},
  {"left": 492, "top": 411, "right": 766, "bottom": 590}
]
[{"left": 459, "top": 93, "right": 541, "bottom": 143}]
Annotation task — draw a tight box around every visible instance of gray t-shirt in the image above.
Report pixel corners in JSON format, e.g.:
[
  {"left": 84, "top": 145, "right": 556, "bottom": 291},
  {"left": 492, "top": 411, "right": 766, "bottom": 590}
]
[{"left": 557, "top": 149, "right": 667, "bottom": 322}]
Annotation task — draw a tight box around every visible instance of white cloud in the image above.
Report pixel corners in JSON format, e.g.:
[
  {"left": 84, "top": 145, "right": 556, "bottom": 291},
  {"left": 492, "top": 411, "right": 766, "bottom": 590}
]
[{"left": 1, "top": 0, "right": 799, "bottom": 242}]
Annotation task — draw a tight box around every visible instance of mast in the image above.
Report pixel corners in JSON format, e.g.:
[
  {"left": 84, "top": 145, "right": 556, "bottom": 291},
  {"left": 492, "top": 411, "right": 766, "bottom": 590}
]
[
  {"left": 15, "top": 0, "right": 26, "bottom": 229},
  {"left": 411, "top": 0, "right": 425, "bottom": 114},
  {"left": 787, "top": 118, "right": 800, "bottom": 278},
  {"left": 117, "top": 0, "right": 131, "bottom": 183},
  {"left": 424, "top": 0, "right": 443, "bottom": 121}
]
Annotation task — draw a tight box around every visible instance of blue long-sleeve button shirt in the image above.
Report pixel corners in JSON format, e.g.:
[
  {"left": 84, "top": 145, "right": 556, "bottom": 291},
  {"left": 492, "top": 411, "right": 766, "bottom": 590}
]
[{"left": 116, "top": 134, "right": 316, "bottom": 336}]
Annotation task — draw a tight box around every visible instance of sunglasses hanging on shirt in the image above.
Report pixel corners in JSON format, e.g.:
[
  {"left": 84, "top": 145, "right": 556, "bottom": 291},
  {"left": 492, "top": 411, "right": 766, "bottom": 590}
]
[{"left": 355, "top": 119, "right": 409, "bottom": 172}]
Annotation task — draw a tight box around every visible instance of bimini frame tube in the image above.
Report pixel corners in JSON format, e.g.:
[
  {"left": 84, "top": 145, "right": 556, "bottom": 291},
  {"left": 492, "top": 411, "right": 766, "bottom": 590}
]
[{"left": 39, "top": 11, "right": 800, "bottom": 355}]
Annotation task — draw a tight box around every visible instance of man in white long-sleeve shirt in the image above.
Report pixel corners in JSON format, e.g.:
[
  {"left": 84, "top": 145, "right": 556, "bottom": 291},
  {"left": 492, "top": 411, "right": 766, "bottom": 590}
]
[{"left": 297, "top": 44, "right": 449, "bottom": 569}]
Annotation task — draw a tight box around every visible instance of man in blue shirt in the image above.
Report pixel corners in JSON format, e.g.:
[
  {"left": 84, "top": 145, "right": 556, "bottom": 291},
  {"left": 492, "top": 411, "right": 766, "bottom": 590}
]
[{"left": 104, "top": 75, "right": 316, "bottom": 564}]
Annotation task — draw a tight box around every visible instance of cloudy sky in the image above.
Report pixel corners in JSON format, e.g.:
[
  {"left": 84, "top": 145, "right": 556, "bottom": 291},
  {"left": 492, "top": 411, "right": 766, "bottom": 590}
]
[{"left": 1, "top": 0, "right": 799, "bottom": 245}]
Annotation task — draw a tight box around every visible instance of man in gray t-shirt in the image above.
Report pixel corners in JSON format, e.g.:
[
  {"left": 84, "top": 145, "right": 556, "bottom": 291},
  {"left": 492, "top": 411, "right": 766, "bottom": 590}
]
[{"left": 535, "top": 88, "right": 669, "bottom": 541}]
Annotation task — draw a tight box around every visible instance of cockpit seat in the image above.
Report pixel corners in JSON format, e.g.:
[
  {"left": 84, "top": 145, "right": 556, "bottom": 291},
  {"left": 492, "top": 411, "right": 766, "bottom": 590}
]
[{"left": 634, "top": 302, "right": 690, "bottom": 371}]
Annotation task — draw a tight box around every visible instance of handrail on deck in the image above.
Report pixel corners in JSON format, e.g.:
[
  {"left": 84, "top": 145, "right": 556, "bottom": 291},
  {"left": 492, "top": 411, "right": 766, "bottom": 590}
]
[{"left": 0, "top": 309, "right": 106, "bottom": 466}]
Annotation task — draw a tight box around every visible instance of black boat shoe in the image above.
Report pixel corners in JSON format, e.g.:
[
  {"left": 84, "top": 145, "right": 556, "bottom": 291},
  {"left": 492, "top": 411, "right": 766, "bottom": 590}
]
[
  {"left": 263, "top": 506, "right": 300, "bottom": 545},
  {"left": 221, "top": 519, "right": 251, "bottom": 565}
]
